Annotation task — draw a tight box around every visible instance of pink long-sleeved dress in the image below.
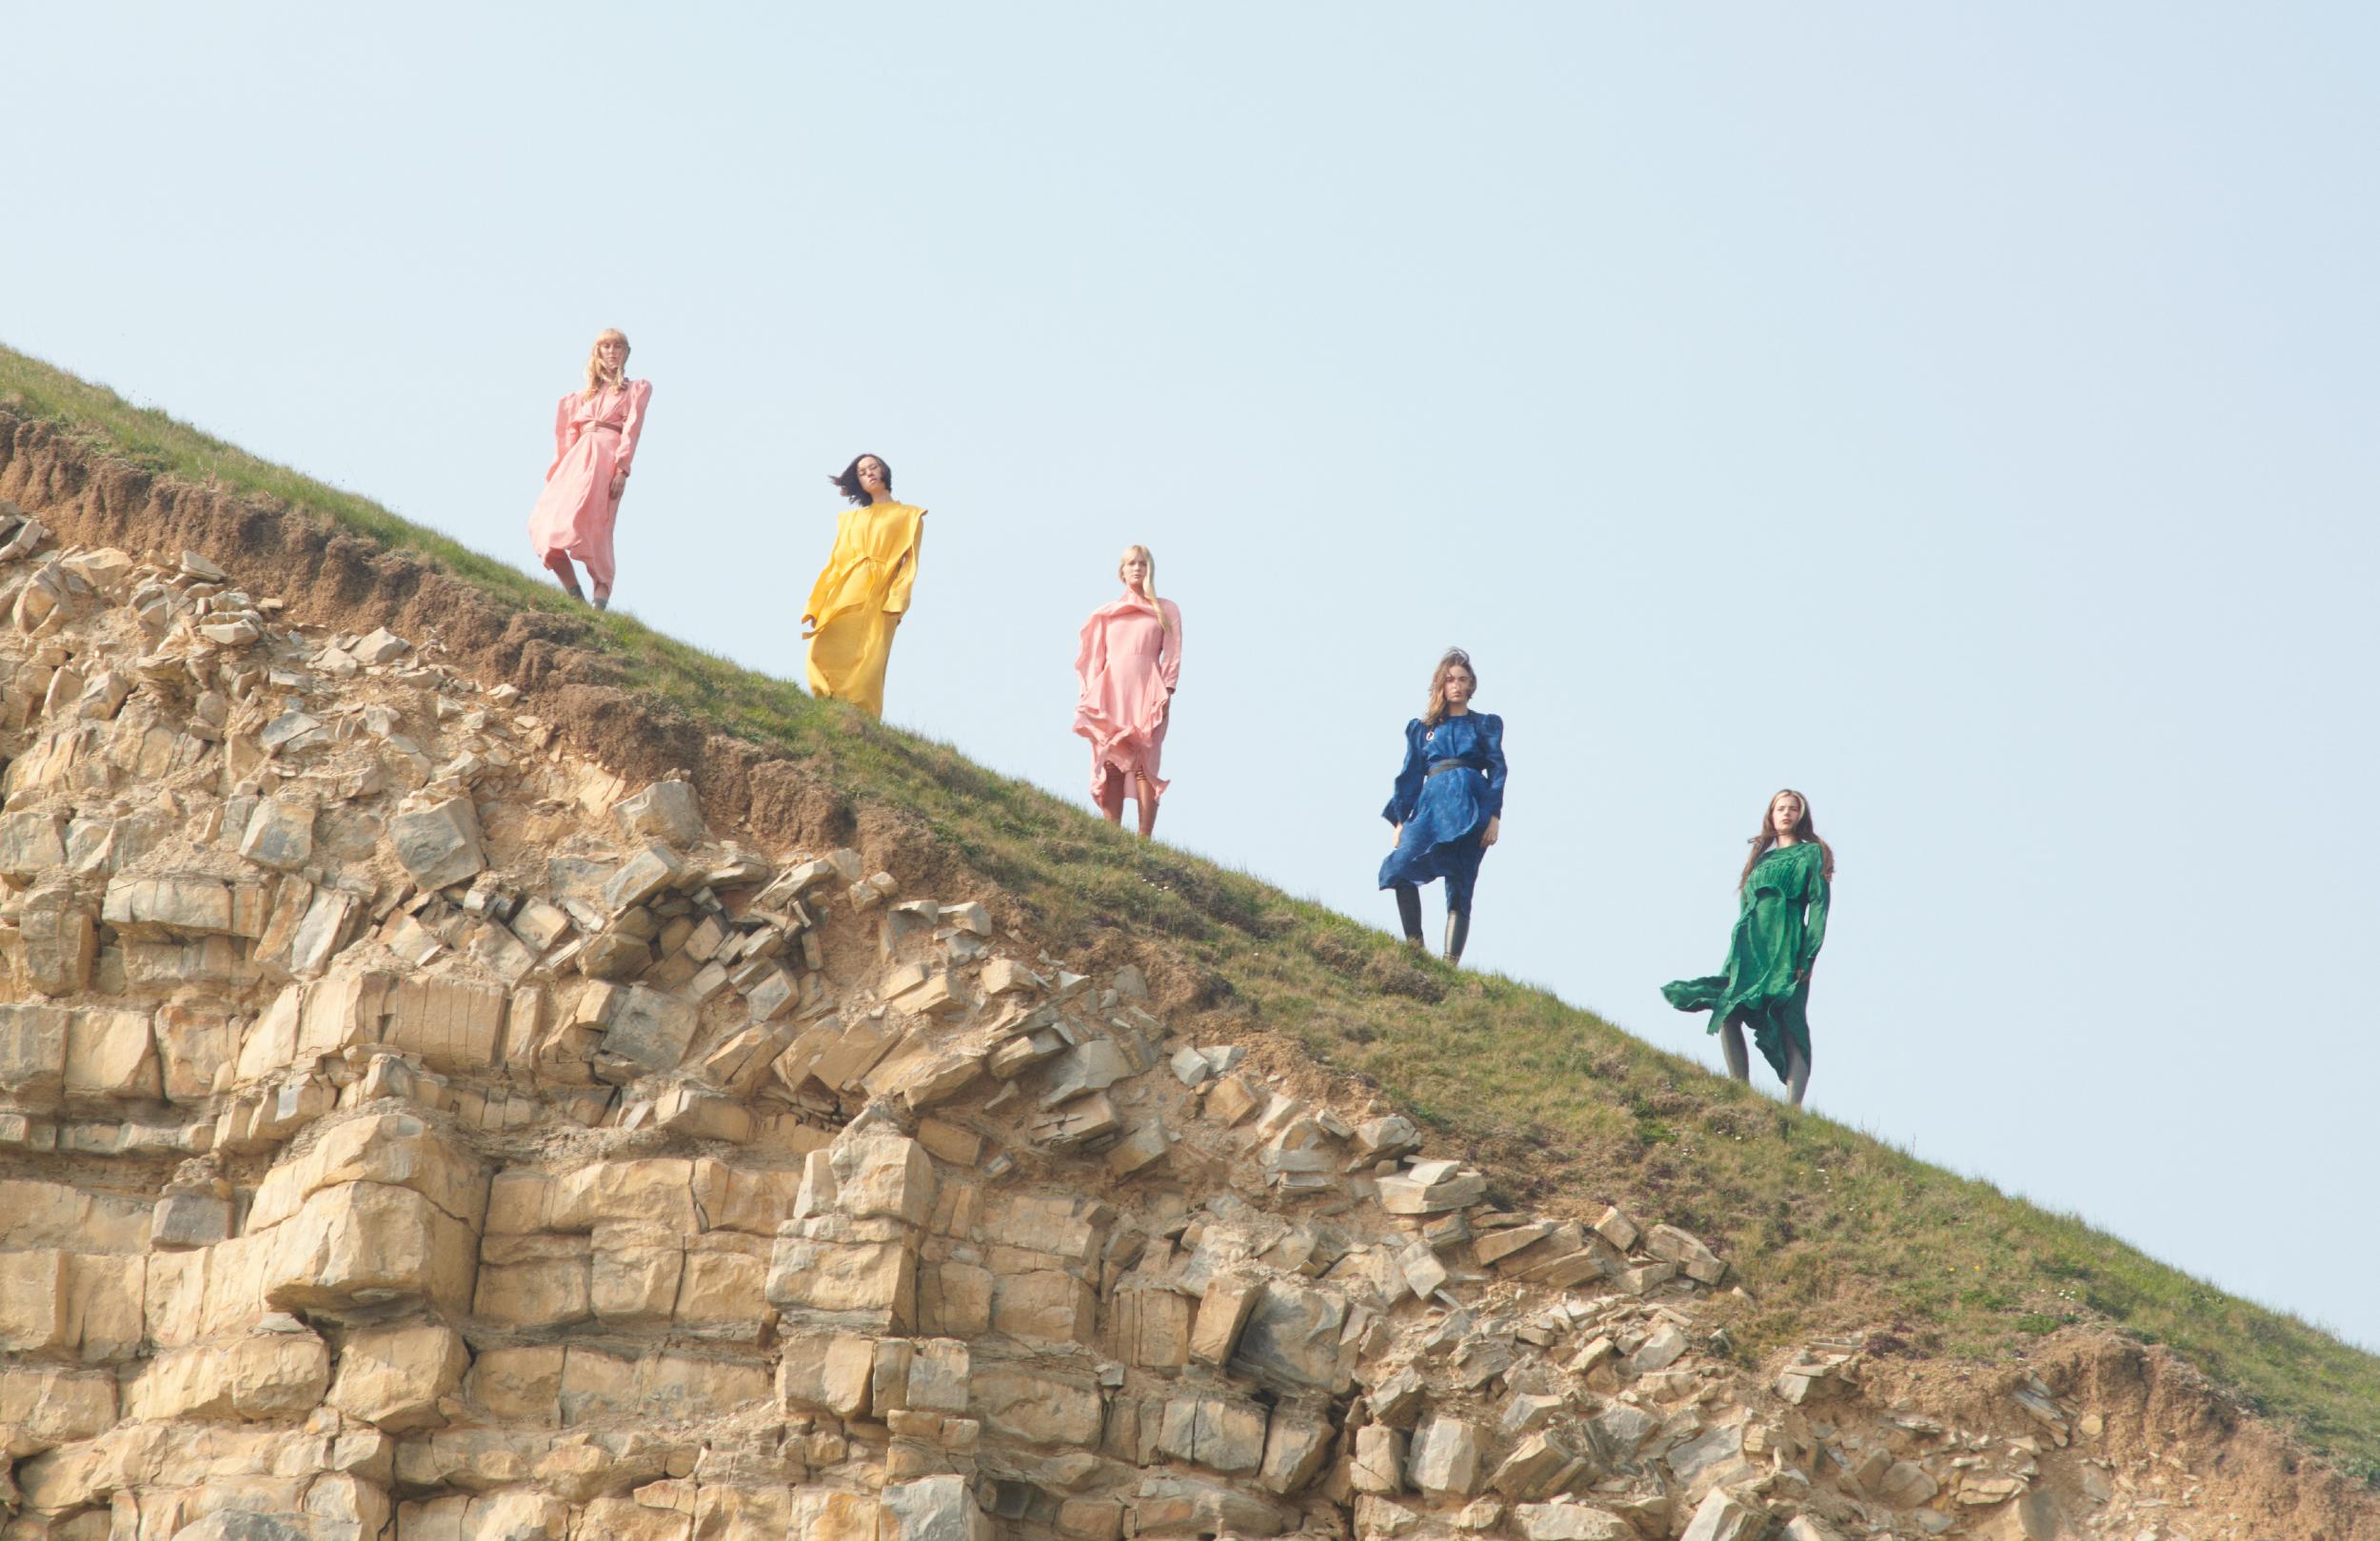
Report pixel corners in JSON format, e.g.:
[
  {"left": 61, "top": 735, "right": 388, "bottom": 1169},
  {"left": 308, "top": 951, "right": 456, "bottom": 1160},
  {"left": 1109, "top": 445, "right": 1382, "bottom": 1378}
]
[
  {"left": 1073, "top": 591, "right": 1183, "bottom": 806},
  {"left": 527, "top": 379, "right": 651, "bottom": 591}
]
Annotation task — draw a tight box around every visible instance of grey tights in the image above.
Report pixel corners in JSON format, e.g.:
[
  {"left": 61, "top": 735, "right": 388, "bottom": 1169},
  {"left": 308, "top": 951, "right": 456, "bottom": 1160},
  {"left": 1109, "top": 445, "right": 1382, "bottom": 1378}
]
[{"left": 1719, "top": 1019, "right": 1810, "bottom": 1108}]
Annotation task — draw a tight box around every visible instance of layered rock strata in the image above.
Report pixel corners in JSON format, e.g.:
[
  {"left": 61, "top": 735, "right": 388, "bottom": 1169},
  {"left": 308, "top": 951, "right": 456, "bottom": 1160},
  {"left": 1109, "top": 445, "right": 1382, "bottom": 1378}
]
[{"left": 0, "top": 510, "right": 2351, "bottom": 1541}]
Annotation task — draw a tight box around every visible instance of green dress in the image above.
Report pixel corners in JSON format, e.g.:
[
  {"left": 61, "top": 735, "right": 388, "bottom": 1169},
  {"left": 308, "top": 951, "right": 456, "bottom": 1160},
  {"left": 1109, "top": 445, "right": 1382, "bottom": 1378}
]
[{"left": 1663, "top": 840, "right": 1831, "bottom": 1082}]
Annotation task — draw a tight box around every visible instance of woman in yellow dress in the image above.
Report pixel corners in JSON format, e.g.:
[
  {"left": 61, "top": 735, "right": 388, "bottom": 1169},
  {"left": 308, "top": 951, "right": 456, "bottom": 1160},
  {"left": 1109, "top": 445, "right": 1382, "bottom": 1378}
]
[{"left": 803, "top": 453, "right": 926, "bottom": 718}]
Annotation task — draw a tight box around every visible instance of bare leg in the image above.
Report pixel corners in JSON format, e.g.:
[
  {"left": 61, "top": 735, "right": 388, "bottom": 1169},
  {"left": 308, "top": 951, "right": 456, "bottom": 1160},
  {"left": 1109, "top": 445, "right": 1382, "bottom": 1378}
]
[
  {"left": 1718, "top": 1018, "right": 1751, "bottom": 1084},
  {"left": 1134, "top": 776, "right": 1160, "bottom": 840},
  {"left": 543, "top": 553, "right": 585, "bottom": 601},
  {"left": 1393, "top": 884, "right": 1424, "bottom": 948},
  {"left": 1785, "top": 1043, "right": 1811, "bottom": 1108},
  {"left": 1097, "top": 775, "right": 1125, "bottom": 826}
]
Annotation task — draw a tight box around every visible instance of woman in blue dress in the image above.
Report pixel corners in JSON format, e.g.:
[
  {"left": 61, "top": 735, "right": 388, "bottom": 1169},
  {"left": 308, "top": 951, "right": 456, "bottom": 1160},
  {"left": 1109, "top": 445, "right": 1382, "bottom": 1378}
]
[{"left": 1378, "top": 648, "right": 1506, "bottom": 965}]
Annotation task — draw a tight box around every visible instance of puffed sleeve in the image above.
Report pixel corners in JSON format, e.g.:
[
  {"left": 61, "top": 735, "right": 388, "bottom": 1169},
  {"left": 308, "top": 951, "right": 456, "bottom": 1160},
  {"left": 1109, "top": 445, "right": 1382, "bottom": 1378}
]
[
  {"left": 1381, "top": 720, "right": 1426, "bottom": 825},
  {"left": 803, "top": 514, "right": 843, "bottom": 625},
  {"left": 884, "top": 509, "right": 926, "bottom": 613},
  {"left": 1073, "top": 605, "right": 1107, "bottom": 704},
  {"left": 613, "top": 380, "right": 652, "bottom": 479},
  {"left": 546, "top": 393, "right": 573, "bottom": 478},
  {"left": 1159, "top": 600, "right": 1183, "bottom": 694},
  {"left": 1796, "top": 859, "right": 1830, "bottom": 975},
  {"left": 1478, "top": 714, "right": 1507, "bottom": 819}
]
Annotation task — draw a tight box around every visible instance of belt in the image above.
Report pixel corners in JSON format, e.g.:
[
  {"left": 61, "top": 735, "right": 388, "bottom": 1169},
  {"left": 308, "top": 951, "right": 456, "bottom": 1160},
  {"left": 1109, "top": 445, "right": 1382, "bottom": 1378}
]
[
  {"left": 1425, "top": 760, "right": 1482, "bottom": 779},
  {"left": 581, "top": 422, "right": 623, "bottom": 433}
]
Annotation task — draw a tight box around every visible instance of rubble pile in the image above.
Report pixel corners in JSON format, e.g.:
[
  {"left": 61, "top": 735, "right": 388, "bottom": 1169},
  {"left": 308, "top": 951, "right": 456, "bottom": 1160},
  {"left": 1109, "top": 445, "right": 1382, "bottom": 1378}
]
[{"left": 0, "top": 518, "right": 2277, "bottom": 1540}]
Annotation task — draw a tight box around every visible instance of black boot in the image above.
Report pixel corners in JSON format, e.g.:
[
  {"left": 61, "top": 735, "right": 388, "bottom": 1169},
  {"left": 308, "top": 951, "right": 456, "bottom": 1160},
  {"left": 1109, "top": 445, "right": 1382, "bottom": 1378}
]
[
  {"left": 1394, "top": 884, "right": 1424, "bottom": 948},
  {"left": 1443, "top": 908, "right": 1470, "bottom": 966}
]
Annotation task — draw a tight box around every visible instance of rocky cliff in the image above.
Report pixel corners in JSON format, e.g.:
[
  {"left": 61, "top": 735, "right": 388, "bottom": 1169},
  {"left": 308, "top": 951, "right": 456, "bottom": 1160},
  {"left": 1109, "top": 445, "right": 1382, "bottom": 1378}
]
[{"left": 0, "top": 424, "right": 2372, "bottom": 1541}]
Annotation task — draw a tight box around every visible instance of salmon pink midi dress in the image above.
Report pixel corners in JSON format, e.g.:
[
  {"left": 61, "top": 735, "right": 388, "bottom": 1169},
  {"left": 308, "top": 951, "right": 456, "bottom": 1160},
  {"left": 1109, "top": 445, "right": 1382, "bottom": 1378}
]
[
  {"left": 1073, "top": 591, "right": 1183, "bottom": 807},
  {"left": 528, "top": 379, "right": 651, "bottom": 593}
]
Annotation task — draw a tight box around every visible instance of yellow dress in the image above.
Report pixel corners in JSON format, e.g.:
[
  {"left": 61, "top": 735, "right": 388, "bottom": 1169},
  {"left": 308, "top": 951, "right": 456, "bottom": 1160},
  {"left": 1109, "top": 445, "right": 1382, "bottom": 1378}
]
[{"left": 803, "top": 501, "right": 927, "bottom": 718}]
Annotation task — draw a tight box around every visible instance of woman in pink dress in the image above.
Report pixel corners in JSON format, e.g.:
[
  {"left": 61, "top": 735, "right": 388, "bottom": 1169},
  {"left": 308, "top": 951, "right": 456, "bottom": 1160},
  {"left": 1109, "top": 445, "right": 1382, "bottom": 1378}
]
[
  {"left": 1073, "top": 544, "right": 1183, "bottom": 838},
  {"left": 527, "top": 327, "right": 651, "bottom": 610}
]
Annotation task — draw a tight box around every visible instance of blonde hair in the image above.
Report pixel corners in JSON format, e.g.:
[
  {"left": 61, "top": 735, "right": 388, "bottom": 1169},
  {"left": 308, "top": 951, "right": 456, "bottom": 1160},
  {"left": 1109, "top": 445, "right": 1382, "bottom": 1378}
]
[
  {"left": 1120, "top": 544, "right": 1176, "bottom": 639},
  {"left": 582, "top": 328, "right": 631, "bottom": 397}
]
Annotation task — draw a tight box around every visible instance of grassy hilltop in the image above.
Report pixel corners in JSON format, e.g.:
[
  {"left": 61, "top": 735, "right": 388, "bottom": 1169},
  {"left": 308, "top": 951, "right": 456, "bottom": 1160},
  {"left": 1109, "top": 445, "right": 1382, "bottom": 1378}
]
[{"left": 4, "top": 342, "right": 2375, "bottom": 1482}]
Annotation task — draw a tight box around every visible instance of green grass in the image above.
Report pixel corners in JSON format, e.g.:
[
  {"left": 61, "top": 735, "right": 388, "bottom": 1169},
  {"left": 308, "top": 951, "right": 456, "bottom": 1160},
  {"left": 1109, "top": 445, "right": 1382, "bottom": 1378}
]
[{"left": 7, "top": 341, "right": 2377, "bottom": 1483}]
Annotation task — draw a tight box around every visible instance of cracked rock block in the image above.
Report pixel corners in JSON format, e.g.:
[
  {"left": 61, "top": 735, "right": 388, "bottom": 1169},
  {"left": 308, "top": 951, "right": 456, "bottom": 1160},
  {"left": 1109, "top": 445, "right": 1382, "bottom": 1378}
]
[
  {"left": 1782, "top": 1518, "right": 1847, "bottom": 1541},
  {"left": 1131, "top": 1473, "right": 1294, "bottom": 1539},
  {"left": 327, "top": 1321, "right": 468, "bottom": 1431},
  {"left": 1377, "top": 1164, "right": 1486, "bottom": 1214},
  {"left": 261, "top": 1181, "right": 480, "bottom": 1316},
  {"left": 1971, "top": 1489, "right": 2065, "bottom": 1541},
  {"left": 1350, "top": 1424, "right": 1407, "bottom": 1493},
  {"left": 827, "top": 1122, "right": 937, "bottom": 1224},
  {"left": 597, "top": 984, "right": 698, "bottom": 1076},
  {"left": 882, "top": 1474, "right": 991, "bottom": 1541},
  {"left": 785, "top": 1490, "right": 887, "bottom": 1541},
  {"left": 1678, "top": 1489, "right": 1766, "bottom": 1541},
  {"left": 0, "top": 807, "right": 68, "bottom": 875},
  {"left": 1156, "top": 1394, "right": 1269, "bottom": 1474},
  {"left": 151, "top": 1189, "right": 233, "bottom": 1249},
  {"left": 968, "top": 1366, "right": 1104, "bottom": 1448},
  {"left": 1407, "top": 1413, "right": 1485, "bottom": 1499},
  {"left": 169, "top": 1515, "right": 313, "bottom": 1541},
  {"left": 1258, "top": 1404, "right": 1334, "bottom": 1494},
  {"left": 123, "top": 1330, "right": 332, "bottom": 1421},
  {"left": 0, "top": 1002, "right": 68, "bottom": 1099},
  {"left": 765, "top": 1218, "right": 919, "bottom": 1331},
  {"left": 1646, "top": 1221, "right": 1728, "bottom": 1283},
  {"left": 102, "top": 874, "right": 240, "bottom": 936},
  {"left": 1110, "top": 1285, "right": 1193, "bottom": 1369},
  {"left": 1493, "top": 1432, "right": 1590, "bottom": 1502},
  {"left": 64, "top": 1005, "right": 160, "bottom": 1099},
  {"left": 18, "top": 880, "right": 96, "bottom": 994},
  {"left": 614, "top": 779, "right": 706, "bottom": 844},
  {"left": 605, "top": 842, "right": 684, "bottom": 911},
  {"left": 0, "top": 1362, "right": 117, "bottom": 1446},
  {"left": 386, "top": 796, "right": 486, "bottom": 890},
  {"left": 239, "top": 799, "right": 315, "bottom": 871},
  {"left": 1512, "top": 1500, "right": 1634, "bottom": 1541},
  {"left": 1230, "top": 1277, "right": 1354, "bottom": 1393},
  {"left": 1188, "top": 1273, "right": 1262, "bottom": 1365},
  {"left": 349, "top": 626, "right": 411, "bottom": 664},
  {"left": 396, "top": 1492, "right": 570, "bottom": 1541},
  {"left": 778, "top": 1330, "right": 877, "bottom": 1418},
  {"left": 248, "top": 1112, "right": 488, "bottom": 1233}
]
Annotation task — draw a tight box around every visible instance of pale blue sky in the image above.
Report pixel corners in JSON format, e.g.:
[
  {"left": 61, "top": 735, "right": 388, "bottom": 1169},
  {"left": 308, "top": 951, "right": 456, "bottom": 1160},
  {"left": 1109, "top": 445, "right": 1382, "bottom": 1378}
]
[{"left": 8, "top": 5, "right": 2376, "bottom": 1347}]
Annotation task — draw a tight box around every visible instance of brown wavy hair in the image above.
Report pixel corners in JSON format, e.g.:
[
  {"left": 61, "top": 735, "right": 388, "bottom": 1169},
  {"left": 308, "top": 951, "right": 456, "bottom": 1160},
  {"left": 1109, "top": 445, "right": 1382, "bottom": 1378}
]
[
  {"left": 1741, "top": 788, "right": 1836, "bottom": 890},
  {"left": 1421, "top": 648, "right": 1477, "bottom": 727},
  {"left": 830, "top": 453, "right": 892, "bottom": 506},
  {"left": 581, "top": 328, "right": 629, "bottom": 398}
]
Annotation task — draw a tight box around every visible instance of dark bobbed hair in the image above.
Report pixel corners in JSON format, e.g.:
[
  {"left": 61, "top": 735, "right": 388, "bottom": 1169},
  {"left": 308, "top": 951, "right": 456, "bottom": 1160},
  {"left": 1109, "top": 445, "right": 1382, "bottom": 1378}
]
[
  {"left": 1741, "top": 788, "right": 1837, "bottom": 890},
  {"left": 829, "top": 454, "right": 893, "bottom": 506}
]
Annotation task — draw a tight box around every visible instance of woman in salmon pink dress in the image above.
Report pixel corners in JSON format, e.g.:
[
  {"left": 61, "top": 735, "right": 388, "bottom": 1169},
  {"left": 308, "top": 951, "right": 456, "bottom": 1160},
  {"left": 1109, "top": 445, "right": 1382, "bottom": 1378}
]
[
  {"left": 527, "top": 327, "right": 651, "bottom": 610},
  {"left": 1073, "top": 544, "right": 1183, "bottom": 838}
]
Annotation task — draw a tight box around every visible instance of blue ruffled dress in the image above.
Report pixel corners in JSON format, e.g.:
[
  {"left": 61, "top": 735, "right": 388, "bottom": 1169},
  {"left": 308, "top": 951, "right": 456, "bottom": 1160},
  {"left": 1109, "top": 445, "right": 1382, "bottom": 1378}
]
[{"left": 1378, "top": 712, "right": 1507, "bottom": 912}]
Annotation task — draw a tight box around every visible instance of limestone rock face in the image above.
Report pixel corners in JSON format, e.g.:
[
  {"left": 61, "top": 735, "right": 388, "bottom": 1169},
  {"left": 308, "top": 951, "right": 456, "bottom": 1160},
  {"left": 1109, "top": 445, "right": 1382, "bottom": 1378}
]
[{"left": 0, "top": 527, "right": 2324, "bottom": 1541}]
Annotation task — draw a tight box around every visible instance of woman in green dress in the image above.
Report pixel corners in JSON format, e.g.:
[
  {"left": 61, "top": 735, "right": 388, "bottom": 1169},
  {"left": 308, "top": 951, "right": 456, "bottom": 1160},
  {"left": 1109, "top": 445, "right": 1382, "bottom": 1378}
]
[{"left": 1663, "top": 789, "right": 1834, "bottom": 1107}]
